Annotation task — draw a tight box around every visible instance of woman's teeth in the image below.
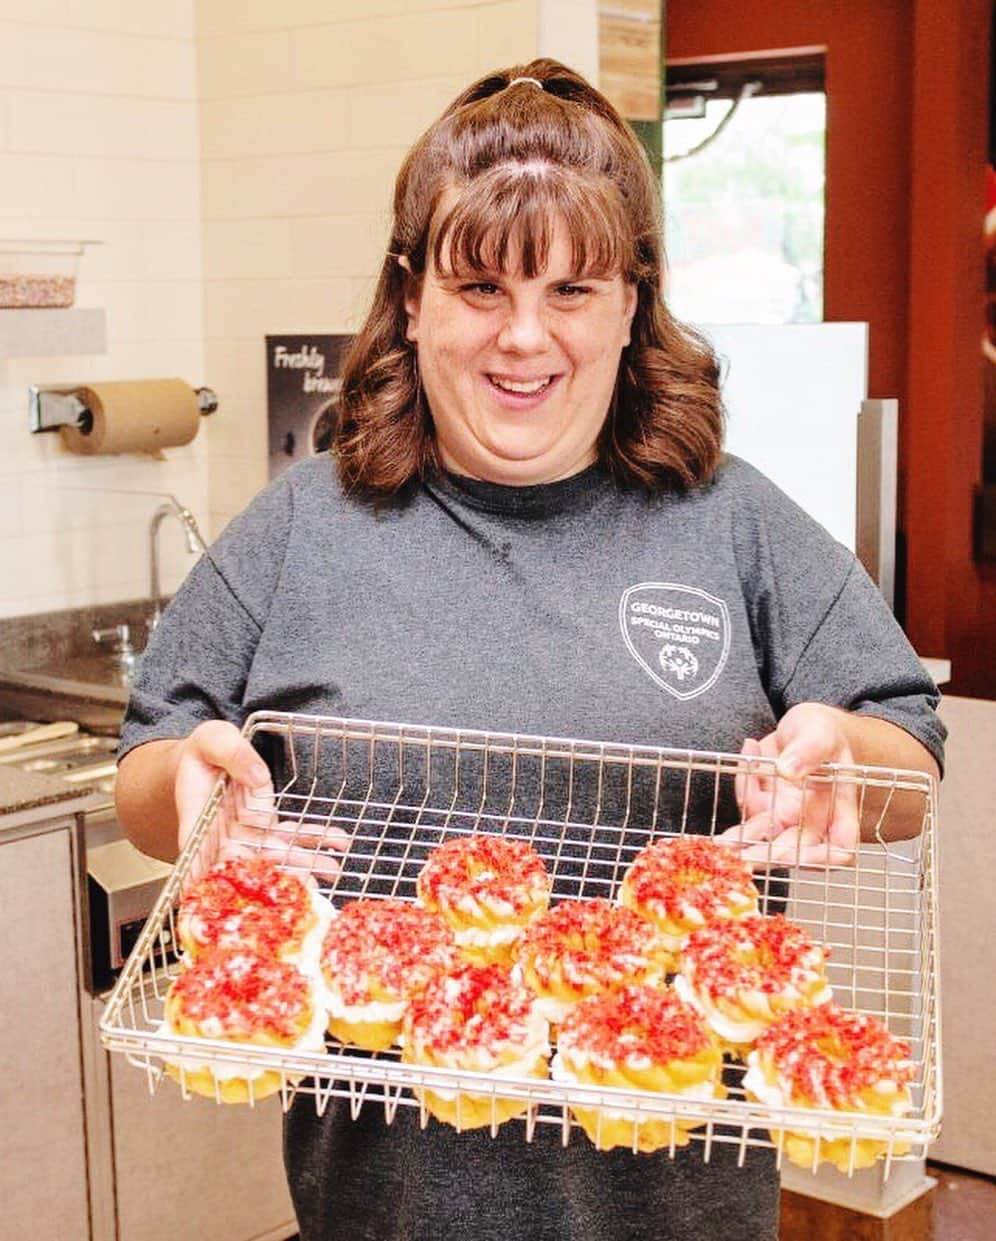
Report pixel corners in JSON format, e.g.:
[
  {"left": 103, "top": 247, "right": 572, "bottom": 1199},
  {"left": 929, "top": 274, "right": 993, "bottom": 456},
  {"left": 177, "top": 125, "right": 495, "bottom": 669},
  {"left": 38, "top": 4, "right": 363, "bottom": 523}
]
[{"left": 489, "top": 375, "right": 553, "bottom": 394}]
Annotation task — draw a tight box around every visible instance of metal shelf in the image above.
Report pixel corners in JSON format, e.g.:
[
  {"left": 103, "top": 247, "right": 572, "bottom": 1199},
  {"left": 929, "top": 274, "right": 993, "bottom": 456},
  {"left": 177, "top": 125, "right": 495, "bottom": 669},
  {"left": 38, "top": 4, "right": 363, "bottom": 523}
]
[{"left": 100, "top": 711, "right": 941, "bottom": 1179}]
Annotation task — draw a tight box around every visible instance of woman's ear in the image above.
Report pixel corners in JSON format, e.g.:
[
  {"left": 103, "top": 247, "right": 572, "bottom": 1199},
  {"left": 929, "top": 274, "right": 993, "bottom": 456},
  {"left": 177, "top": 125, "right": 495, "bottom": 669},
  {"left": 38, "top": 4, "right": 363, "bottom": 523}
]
[
  {"left": 622, "top": 281, "right": 638, "bottom": 347},
  {"left": 398, "top": 254, "right": 421, "bottom": 344}
]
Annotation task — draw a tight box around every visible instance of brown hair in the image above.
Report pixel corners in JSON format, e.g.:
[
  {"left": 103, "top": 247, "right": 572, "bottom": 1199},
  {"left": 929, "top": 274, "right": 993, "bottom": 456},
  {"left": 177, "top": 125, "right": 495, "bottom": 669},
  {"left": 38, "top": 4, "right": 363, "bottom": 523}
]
[{"left": 335, "top": 59, "right": 723, "bottom": 495}]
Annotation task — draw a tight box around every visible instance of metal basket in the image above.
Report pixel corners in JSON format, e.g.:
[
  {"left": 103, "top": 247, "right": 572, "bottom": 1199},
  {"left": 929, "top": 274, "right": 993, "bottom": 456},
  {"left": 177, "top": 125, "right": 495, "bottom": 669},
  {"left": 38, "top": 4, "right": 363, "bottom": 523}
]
[{"left": 99, "top": 711, "right": 941, "bottom": 1178}]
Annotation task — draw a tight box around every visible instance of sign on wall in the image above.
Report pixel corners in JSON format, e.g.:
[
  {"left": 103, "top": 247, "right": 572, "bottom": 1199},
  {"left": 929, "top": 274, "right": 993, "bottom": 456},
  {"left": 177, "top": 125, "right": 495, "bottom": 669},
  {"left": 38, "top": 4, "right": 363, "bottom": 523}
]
[{"left": 265, "top": 334, "right": 352, "bottom": 480}]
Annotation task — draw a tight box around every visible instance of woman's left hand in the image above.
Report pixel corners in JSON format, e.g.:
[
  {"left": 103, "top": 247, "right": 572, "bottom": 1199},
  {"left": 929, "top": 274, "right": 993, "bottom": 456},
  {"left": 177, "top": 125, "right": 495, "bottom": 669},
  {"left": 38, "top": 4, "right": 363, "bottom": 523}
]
[{"left": 717, "top": 703, "right": 860, "bottom": 867}]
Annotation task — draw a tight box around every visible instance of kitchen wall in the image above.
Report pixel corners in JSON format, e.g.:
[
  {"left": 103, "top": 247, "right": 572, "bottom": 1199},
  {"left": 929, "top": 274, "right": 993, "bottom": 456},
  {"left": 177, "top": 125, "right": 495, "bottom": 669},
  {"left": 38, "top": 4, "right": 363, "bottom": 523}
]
[
  {"left": 0, "top": 0, "right": 208, "bottom": 618},
  {"left": 0, "top": 0, "right": 599, "bottom": 619},
  {"left": 667, "top": 0, "right": 994, "bottom": 698}
]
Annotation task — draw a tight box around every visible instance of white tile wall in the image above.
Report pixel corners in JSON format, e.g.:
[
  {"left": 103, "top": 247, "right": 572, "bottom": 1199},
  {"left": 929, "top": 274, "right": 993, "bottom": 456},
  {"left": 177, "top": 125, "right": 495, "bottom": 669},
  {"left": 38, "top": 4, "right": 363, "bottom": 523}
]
[
  {"left": 0, "top": 2, "right": 206, "bottom": 618},
  {"left": 1, "top": 0, "right": 597, "bottom": 616},
  {"left": 539, "top": 0, "right": 599, "bottom": 84}
]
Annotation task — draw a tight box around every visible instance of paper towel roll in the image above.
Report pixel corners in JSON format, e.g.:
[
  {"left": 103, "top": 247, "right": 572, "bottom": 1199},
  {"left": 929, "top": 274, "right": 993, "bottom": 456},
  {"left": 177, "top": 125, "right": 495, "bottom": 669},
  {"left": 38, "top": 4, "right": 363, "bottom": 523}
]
[{"left": 60, "top": 379, "right": 201, "bottom": 455}]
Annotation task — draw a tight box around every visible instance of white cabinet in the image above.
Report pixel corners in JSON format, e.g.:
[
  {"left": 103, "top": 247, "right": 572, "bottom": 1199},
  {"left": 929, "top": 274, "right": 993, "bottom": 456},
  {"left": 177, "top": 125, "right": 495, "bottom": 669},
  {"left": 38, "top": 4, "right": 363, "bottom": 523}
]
[
  {"left": 88, "top": 991, "right": 296, "bottom": 1241},
  {"left": 0, "top": 789, "right": 295, "bottom": 1241},
  {"left": 931, "top": 695, "right": 996, "bottom": 1175},
  {"left": 0, "top": 819, "right": 91, "bottom": 1241}
]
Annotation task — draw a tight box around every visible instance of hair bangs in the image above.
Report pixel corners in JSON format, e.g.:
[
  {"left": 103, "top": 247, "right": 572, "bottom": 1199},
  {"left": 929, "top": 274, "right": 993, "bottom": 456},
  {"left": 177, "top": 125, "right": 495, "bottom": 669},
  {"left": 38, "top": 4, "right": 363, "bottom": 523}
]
[{"left": 431, "top": 165, "right": 632, "bottom": 281}]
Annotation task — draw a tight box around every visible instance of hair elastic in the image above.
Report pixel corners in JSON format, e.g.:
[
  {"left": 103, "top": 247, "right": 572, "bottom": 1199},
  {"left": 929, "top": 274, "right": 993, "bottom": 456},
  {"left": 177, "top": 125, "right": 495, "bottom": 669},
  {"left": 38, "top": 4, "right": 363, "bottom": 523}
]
[{"left": 506, "top": 77, "right": 544, "bottom": 90}]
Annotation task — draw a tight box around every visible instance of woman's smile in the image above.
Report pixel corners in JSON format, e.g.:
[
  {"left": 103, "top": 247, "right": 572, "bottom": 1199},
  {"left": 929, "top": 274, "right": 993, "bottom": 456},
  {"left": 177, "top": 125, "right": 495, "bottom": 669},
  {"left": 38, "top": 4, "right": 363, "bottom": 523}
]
[{"left": 483, "top": 371, "right": 562, "bottom": 407}]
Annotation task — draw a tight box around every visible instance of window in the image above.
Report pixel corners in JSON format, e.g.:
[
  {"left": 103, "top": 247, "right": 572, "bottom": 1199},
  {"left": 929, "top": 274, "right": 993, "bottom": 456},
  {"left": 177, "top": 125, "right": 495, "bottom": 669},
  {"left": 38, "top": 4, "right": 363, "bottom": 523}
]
[{"left": 662, "top": 54, "right": 826, "bottom": 325}]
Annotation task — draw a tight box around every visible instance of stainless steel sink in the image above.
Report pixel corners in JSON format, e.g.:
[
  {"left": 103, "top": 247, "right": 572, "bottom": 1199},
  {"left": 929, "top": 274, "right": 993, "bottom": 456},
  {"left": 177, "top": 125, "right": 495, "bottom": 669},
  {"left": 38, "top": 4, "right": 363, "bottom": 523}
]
[
  {"left": 0, "top": 601, "right": 153, "bottom": 734},
  {"left": 25, "top": 654, "right": 137, "bottom": 692}
]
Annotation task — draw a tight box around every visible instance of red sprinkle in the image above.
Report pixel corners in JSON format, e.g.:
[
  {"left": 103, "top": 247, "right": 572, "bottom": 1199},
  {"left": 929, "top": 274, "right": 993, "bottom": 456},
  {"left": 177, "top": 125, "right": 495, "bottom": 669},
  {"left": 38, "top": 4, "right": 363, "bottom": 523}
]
[
  {"left": 168, "top": 946, "right": 312, "bottom": 1041},
  {"left": 178, "top": 855, "right": 312, "bottom": 956},
  {"left": 755, "top": 1005, "right": 914, "bottom": 1107},
  {"left": 517, "top": 899, "right": 668, "bottom": 992},
  {"left": 403, "top": 962, "right": 542, "bottom": 1058},
  {"left": 417, "top": 835, "right": 551, "bottom": 917},
  {"left": 623, "top": 836, "right": 758, "bottom": 923},
  {"left": 558, "top": 984, "right": 712, "bottom": 1065},
  {"left": 320, "top": 899, "right": 461, "bottom": 1005},
  {"left": 681, "top": 914, "right": 830, "bottom": 999}
]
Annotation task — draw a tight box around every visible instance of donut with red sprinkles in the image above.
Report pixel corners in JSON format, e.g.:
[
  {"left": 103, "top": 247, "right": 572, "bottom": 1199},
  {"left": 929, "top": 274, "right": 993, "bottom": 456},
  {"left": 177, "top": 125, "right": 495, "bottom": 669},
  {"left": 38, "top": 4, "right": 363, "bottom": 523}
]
[
  {"left": 515, "top": 899, "right": 670, "bottom": 1019},
  {"left": 557, "top": 984, "right": 713, "bottom": 1068},
  {"left": 320, "top": 899, "right": 461, "bottom": 1006},
  {"left": 177, "top": 854, "right": 317, "bottom": 961},
  {"left": 680, "top": 915, "right": 828, "bottom": 999},
  {"left": 403, "top": 961, "right": 545, "bottom": 1059},
  {"left": 167, "top": 946, "right": 314, "bottom": 1042},
  {"left": 619, "top": 835, "right": 759, "bottom": 951},
  {"left": 417, "top": 835, "right": 550, "bottom": 916},
  {"left": 675, "top": 914, "right": 832, "bottom": 1051},
  {"left": 401, "top": 961, "right": 550, "bottom": 1129},
  {"left": 416, "top": 835, "right": 552, "bottom": 963},
  {"left": 552, "top": 984, "right": 724, "bottom": 1151},
  {"left": 752, "top": 1005, "right": 914, "bottom": 1110}
]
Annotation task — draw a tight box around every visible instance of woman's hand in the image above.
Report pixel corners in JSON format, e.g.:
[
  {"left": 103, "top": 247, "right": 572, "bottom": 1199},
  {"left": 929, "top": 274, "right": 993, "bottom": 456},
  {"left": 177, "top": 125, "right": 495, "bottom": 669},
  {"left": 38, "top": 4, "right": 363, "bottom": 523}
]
[
  {"left": 175, "top": 720, "right": 348, "bottom": 878},
  {"left": 175, "top": 720, "right": 271, "bottom": 850},
  {"left": 718, "top": 703, "right": 860, "bottom": 867}
]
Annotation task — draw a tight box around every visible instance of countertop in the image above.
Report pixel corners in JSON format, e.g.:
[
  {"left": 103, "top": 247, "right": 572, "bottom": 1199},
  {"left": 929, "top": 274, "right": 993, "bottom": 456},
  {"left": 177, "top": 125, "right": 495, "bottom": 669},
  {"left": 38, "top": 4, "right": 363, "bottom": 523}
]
[{"left": 0, "top": 763, "right": 103, "bottom": 817}]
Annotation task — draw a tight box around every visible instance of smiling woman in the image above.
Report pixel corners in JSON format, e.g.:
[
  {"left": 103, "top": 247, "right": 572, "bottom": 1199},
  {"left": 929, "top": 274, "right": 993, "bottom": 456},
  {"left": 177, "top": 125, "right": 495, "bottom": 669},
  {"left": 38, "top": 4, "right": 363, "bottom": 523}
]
[{"left": 115, "top": 56, "right": 944, "bottom": 1241}]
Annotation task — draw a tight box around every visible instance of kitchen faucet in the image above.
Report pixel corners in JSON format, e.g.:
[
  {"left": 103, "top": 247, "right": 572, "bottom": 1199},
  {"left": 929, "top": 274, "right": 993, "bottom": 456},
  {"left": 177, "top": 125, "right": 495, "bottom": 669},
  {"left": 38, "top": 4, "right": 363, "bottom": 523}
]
[{"left": 149, "top": 496, "right": 207, "bottom": 631}]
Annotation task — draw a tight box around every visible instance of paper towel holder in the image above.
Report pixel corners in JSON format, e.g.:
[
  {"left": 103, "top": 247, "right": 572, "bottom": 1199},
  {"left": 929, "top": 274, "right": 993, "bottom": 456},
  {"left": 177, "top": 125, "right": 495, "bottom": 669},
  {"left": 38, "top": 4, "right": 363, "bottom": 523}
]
[{"left": 28, "top": 382, "right": 218, "bottom": 434}]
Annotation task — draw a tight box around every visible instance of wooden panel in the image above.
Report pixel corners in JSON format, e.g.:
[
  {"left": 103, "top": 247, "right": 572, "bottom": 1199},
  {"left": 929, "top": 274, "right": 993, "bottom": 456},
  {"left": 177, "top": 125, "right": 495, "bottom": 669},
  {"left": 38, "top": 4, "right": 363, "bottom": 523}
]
[
  {"left": 0, "top": 826, "right": 90, "bottom": 1241},
  {"left": 603, "top": 0, "right": 659, "bottom": 16},
  {"left": 780, "top": 1185, "right": 935, "bottom": 1241},
  {"left": 599, "top": 4, "right": 661, "bottom": 120}
]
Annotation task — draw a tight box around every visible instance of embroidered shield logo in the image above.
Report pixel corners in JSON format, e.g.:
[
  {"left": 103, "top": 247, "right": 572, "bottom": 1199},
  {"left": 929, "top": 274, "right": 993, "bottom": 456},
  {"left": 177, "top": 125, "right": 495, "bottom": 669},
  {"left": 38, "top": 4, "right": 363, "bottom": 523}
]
[{"left": 619, "top": 582, "right": 731, "bottom": 701}]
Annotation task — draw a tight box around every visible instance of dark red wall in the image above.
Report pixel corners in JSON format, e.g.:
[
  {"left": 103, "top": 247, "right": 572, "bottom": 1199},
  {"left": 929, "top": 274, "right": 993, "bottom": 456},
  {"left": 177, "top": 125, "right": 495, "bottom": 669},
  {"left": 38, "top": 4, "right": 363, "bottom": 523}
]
[{"left": 667, "top": 0, "right": 994, "bottom": 696}]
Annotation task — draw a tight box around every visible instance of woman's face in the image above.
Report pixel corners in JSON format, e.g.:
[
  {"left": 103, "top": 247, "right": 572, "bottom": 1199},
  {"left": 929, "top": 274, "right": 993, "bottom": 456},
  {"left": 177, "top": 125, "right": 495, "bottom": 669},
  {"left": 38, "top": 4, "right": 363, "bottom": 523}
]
[{"left": 403, "top": 215, "right": 638, "bottom": 485}]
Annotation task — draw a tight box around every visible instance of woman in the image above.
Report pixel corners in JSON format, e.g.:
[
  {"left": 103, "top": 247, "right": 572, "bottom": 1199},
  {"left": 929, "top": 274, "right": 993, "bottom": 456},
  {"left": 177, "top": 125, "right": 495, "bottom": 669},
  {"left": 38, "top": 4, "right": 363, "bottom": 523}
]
[{"left": 117, "top": 60, "right": 943, "bottom": 1241}]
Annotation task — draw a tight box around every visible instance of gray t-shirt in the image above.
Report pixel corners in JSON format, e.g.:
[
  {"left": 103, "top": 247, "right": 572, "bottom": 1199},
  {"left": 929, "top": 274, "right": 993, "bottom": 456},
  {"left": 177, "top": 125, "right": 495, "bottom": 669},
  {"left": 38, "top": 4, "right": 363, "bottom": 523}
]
[{"left": 120, "top": 453, "right": 944, "bottom": 1241}]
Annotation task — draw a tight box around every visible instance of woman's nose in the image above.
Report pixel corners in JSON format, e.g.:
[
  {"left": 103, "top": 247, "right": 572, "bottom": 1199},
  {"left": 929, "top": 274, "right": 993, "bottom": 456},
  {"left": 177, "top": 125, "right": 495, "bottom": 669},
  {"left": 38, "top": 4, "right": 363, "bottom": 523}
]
[{"left": 497, "top": 300, "right": 551, "bottom": 353}]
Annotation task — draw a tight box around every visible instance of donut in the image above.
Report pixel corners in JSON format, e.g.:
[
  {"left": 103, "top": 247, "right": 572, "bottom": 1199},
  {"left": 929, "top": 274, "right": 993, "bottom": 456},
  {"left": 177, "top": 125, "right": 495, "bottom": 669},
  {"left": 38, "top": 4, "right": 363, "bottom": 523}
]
[
  {"left": 162, "top": 946, "right": 326, "bottom": 1103},
  {"left": 744, "top": 1004, "right": 915, "bottom": 1170},
  {"left": 619, "top": 835, "right": 759, "bottom": 958},
  {"left": 552, "top": 984, "right": 724, "bottom": 1152},
  {"left": 318, "top": 899, "right": 462, "bottom": 1051},
  {"left": 176, "top": 853, "right": 333, "bottom": 969},
  {"left": 400, "top": 961, "right": 550, "bottom": 1130},
  {"left": 674, "top": 914, "right": 832, "bottom": 1053},
  {"left": 514, "top": 899, "right": 671, "bottom": 1023},
  {"left": 416, "top": 835, "right": 552, "bottom": 965}
]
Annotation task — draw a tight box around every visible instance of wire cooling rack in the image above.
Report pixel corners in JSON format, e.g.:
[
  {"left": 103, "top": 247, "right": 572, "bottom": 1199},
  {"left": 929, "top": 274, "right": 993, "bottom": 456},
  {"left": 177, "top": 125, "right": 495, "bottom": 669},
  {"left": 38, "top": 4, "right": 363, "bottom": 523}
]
[{"left": 100, "top": 711, "right": 941, "bottom": 1177}]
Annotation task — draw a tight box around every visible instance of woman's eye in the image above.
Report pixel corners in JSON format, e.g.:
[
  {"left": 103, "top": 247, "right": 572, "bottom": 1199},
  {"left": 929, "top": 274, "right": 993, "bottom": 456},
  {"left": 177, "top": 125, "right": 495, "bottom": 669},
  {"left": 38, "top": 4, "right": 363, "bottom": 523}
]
[
  {"left": 554, "top": 284, "right": 591, "bottom": 300},
  {"left": 461, "top": 282, "right": 500, "bottom": 297}
]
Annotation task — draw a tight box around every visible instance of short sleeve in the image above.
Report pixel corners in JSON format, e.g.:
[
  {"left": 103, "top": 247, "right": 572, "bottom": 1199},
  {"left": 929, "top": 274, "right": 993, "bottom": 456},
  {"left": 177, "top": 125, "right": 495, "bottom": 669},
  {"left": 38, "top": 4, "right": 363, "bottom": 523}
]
[
  {"left": 728, "top": 459, "right": 946, "bottom": 772},
  {"left": 117, "top": 475, "right": 294, "bottom": 761},
  {"left": 780, "top": 559, "right": 947, "bottom": 770}
]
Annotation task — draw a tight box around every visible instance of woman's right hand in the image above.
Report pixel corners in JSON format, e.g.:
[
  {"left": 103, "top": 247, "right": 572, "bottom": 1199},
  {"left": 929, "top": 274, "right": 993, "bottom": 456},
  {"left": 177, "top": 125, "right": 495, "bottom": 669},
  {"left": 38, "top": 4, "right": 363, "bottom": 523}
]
[
  {"left": 174, "top": 720, "right": 273, "bottom": 851},
  {"left": 175, "top": 720, "right": 348, "bottom": 878}
]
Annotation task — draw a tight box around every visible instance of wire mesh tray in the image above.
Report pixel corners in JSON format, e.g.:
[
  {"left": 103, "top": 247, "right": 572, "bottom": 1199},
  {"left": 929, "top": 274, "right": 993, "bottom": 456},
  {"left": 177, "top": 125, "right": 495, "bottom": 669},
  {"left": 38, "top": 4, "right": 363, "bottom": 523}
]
[{"left": 100, "top": 711, "right": 942, "bottom": 1177}]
